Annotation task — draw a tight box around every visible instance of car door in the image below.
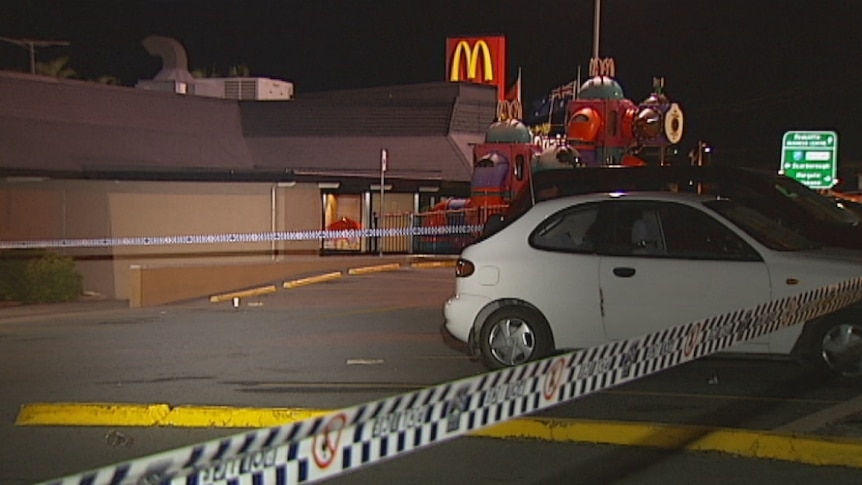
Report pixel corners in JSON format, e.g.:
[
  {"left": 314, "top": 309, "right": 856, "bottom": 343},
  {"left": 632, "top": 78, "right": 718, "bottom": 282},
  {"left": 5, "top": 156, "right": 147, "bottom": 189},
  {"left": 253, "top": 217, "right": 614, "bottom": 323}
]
[
  {"left": 597, "top": 200, "right": 773, "bottom": 352},
  {"left": 526, "top": 201, "right": 606, "bottom": 350}
]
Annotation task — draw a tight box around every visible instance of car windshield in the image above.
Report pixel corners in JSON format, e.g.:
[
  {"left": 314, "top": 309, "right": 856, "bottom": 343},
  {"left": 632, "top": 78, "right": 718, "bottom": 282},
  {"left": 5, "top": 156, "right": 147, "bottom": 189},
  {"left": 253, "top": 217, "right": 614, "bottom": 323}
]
[
  {"left": 772, "top": 176, "right": 860, "bottom": 226},
  {"left": 484, "top": 167, "right": 862, "bottom": 244},
  {"left": 704, "top": 198, "right": 822, "bottom": 251}
]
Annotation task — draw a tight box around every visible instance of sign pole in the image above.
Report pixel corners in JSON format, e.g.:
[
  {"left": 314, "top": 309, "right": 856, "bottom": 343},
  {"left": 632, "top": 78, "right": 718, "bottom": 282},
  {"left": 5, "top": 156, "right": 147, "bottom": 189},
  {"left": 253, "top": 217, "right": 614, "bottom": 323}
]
[{"left": 380, "top": 149, "right": 387, "bottom": 257}]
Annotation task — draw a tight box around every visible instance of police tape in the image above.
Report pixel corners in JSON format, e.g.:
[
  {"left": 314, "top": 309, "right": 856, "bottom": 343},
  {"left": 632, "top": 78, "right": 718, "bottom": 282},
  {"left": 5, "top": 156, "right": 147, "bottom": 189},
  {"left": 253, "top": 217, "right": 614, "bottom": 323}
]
[
  {"left": 39, "top": 277, "right": 862, "bottom": 485},
  {"left": 0, "top": 225, "right": 484, "bottom": 250}
]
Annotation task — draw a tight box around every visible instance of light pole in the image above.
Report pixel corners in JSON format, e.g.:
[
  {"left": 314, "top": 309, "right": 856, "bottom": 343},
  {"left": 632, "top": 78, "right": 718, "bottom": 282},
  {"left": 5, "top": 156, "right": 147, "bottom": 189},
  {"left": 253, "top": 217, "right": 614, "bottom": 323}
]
[
  {"left": 0, "top": 36, "right": 70, "bottom": 74},
  {"left": 593, "top": 0, "right": 601, "bottom": 60}
]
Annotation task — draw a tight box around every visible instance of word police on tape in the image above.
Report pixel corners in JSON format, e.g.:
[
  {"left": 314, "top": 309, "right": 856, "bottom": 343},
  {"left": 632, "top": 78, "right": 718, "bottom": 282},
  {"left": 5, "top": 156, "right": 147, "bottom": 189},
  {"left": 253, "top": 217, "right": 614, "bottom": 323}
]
[{"left": 39, "top": 277, "right": 862, "bottom": 485}]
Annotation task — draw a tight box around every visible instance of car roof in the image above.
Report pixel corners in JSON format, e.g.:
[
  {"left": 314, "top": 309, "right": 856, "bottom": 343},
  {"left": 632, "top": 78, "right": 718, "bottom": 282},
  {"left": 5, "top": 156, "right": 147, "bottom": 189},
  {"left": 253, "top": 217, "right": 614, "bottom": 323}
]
[
  {"left": 532, "top": 165, "right": 769, "bottom": 193},
  {"left": 530, "top": 190, "right": 718, "bottom": 213},
  {"left": 505, "top": 165, "right": 780, "bottom": 219},
  {"left": 531, "top": 164, "right": 768, "bottom": 183}
]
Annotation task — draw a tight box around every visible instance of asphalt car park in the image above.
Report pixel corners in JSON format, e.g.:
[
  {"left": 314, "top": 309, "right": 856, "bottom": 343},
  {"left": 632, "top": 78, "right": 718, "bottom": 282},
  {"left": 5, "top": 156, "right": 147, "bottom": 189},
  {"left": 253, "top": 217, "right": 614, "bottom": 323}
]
[{"left": 4, "top": 265, "right": 862, "bottom": 484}]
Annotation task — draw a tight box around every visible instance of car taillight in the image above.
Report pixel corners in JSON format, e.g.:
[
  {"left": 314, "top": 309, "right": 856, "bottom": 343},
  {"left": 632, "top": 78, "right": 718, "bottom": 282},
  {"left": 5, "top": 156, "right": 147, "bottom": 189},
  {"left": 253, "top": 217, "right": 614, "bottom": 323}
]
[{"left": 455, "top": 258, "right": 475, "bottom": 277}]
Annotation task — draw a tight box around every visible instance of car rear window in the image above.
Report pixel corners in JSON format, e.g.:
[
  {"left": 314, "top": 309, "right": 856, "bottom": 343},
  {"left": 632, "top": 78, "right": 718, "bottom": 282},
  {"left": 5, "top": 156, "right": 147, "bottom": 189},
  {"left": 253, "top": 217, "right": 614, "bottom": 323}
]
[
  {"left": 704, "top": 199, "right": 821, "bottom": 251},
  {"left": 483, "top": 167, "right": 861, "bottom": 242},
  {"left": 772, "top": 177, "right": 860, "bottom": 226}
]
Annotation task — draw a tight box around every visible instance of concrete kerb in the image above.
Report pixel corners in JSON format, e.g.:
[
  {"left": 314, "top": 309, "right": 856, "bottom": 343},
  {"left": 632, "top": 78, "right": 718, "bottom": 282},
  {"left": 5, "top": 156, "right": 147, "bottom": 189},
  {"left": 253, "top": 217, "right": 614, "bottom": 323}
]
[
  {"left": 347, "top": 262, "right": 402, "bottom": 275},
  {"left": 410, "top": 260, "right": 456, "bottom": 269},
  {"left": 209, "top": 256, "right": 456, "bottom": 302},
  {"left": 208, "top": 285, "right": 278, "bottom": 303},
  {"left": 283, "top": 271, "right": 343, "bottom": 289}
]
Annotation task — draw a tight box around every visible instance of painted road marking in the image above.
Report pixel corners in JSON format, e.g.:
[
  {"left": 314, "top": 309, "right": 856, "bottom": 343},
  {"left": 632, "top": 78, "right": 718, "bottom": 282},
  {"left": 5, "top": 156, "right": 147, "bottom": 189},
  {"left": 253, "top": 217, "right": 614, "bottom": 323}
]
[
  {"left": 478, "top": 417, "right": 862, "bottom": 469},
  {"left": 16, "top": 403, "right": 329, "bottom": 428},
  {"left": 346, "top": 359, "right": 385, "bottom": 365},
  {"left": 15, "top": 403, "right": 862, "bottom": 469},
  {"left": 774, "top": 394, "right": 862, "bottom": 434}
]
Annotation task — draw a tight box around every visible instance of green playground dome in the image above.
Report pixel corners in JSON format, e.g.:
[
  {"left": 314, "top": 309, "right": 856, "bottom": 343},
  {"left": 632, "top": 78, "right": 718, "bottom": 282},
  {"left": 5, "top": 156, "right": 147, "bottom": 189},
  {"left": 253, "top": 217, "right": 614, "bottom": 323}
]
[
  {"left": 485, "top": 119, "right": 534, "bottom": 143},
  {"left": 579, "top": 76, "right": 625, "bottom": 100}
]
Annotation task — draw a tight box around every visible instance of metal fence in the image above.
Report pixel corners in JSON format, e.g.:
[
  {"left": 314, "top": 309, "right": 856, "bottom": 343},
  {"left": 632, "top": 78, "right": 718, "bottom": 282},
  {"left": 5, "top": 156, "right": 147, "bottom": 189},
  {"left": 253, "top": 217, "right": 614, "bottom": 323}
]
[{"left": 375, "top": 205, "right": 507, "bottom": 255}]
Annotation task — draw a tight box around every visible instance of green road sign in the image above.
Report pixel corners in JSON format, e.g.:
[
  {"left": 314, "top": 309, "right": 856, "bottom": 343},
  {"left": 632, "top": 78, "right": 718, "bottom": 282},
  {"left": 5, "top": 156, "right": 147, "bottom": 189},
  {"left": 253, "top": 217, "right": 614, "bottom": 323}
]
[{"left": 780, "top": 130, "right": 838, "bottom": 189}]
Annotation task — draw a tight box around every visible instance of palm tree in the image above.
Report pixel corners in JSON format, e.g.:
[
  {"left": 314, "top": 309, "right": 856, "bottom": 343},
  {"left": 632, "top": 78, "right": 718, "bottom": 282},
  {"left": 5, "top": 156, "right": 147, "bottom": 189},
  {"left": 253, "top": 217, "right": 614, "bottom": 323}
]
[
  {"left": 191, "top": 66, "right": 222, "bottom": 79},
  {"left": 95, "top": 75, "right": 121, "bottom": 85},
  {"left": 191, "top": 64, "right": 251, "bottom": 78},
  {"left": 228, "top": 64, "right": 250, "bottom": 77},
  {"left": 35, "top": 56, "right": 76, "bottom": 78}
]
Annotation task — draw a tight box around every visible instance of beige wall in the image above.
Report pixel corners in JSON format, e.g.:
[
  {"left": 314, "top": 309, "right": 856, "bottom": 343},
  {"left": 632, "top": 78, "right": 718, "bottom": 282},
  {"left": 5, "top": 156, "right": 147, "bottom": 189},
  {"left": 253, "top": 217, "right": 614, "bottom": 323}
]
[
  {"left": 277, "top": 183, "right": 323, "bottom": 253},
  {"left": 0, "top": 179, "right": 428, "bottom": 304},
  {"left": 0, "top": 179, "right": 323, "bottom": 301},
  {"left": 108, "top": 181, "right": 272, "bottom": 300},
  {"left": 0, "top": 180, "right": 115, "bottom": 297}
]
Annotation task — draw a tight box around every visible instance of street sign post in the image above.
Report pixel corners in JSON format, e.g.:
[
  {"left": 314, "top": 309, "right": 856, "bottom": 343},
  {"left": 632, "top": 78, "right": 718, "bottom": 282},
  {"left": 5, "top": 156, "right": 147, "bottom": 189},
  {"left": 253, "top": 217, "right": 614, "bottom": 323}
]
[{"left": 780, "top": 131, "right": 838, "bottom": 189}]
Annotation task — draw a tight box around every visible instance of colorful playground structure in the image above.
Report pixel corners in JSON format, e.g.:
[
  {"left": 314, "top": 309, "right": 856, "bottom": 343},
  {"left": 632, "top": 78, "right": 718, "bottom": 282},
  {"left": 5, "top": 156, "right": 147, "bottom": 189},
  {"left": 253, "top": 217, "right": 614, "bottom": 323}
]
[{"left": 418, "top": 62, "right": 685, "bottom": 253}]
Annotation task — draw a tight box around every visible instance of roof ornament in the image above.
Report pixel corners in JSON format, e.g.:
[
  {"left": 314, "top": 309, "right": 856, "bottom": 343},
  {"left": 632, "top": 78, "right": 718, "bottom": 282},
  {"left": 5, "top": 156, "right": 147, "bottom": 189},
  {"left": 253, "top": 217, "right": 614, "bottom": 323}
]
[{"left": 141, "top": 35, "right": 194, "bottom": 83}]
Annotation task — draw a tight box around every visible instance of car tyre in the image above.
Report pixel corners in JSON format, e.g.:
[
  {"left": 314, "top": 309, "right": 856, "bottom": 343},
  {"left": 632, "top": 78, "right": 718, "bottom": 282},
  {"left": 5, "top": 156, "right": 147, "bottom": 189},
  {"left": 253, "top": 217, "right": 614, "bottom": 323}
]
[
  {"left": 797, "top": 313, "right": 862, "bottom": 379},
  {"left": 478, "top": 306, "right": 554, "bottom": 369}
]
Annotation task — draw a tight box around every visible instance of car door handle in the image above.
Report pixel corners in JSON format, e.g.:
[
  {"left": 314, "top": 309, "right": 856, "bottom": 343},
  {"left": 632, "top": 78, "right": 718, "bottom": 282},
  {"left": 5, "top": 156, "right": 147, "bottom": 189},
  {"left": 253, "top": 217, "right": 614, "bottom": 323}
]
[{"left": 613, "top": 267, "right": 636, "bottom": 278}]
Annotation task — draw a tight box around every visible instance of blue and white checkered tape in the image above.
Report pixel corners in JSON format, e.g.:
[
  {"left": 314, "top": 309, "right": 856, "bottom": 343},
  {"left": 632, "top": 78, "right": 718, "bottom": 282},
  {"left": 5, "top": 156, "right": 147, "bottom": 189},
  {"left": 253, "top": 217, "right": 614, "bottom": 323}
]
[
  {"left": 0, "top": 226, "right": 483, "bottom": 250},
  {"left": 37, "top": 277, "right": 862, "bottom": 485}
]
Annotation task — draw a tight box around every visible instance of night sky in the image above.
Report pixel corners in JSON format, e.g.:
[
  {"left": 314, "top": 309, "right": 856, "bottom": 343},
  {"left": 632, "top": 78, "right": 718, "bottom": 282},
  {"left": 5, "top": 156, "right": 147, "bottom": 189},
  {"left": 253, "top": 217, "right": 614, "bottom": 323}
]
[{"left": 2, "top": 0, "right": 860, "bottom": 169}]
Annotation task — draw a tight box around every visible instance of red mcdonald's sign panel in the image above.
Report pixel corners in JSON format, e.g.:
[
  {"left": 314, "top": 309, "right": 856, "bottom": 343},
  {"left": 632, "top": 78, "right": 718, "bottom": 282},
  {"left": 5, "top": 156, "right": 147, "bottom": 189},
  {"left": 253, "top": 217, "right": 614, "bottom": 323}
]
[{"left": 446, "top": 36, "right": 507, "bottom": 101}]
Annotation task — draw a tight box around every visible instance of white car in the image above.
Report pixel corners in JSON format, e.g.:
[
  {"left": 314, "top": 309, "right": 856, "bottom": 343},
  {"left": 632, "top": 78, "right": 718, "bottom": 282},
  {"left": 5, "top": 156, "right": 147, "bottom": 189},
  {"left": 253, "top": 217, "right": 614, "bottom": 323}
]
[{"left": 444, "top": 191, "right": 862, "bottom": 376}]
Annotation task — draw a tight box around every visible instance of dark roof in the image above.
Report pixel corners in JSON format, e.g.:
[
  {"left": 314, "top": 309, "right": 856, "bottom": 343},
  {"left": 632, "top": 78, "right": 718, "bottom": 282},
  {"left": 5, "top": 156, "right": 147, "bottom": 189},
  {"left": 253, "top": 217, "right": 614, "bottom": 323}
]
[
  {"left": 0, "top": 71, "right": 495, "bottom": 184},
  {"left": 241, "top": 83, "right": 496, "bottom": 181},
  {"left": 0, "top": 71, "right": 254, "bottom": 175},
  {"left": 247, "top": 134, "right": 476, "bottom": 181}
]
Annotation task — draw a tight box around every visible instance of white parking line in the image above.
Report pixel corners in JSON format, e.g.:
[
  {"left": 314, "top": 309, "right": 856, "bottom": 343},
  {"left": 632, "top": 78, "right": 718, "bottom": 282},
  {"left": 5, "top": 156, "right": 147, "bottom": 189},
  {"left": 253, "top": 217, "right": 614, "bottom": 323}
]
[{"left": 774, "top": 394, "right": 862, "bottom": 434}]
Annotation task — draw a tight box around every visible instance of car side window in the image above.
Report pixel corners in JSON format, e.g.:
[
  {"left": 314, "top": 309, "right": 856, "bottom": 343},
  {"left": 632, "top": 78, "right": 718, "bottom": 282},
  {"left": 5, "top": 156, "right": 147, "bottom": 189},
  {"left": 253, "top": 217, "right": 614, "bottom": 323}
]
[
  {"left": 600, "top": 202, "right": 664, "bottom": 256},
  {"left": 530, "top": 203, "right": 601, "bottom": 253},
  {"left": 654, "top": 202, "right": 762, "bottom": 261},
  {"left": 600, "top": 201, "right": 762, "bottom": 261}
]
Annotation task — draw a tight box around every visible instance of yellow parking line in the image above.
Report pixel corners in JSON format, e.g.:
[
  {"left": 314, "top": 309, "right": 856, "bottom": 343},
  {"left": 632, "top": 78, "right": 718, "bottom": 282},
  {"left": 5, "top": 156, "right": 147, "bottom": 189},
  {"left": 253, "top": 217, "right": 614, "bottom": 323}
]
[
  {"left": 475, "top": 417, "right": 862, "bottom": 469},
  {"left": 209, "top": 285, "right": 277, "bottom": 303},
  {"left": 283, "top": 271, "right": 343, "bottom": 289},
  {"left": 165, "top": 406, "right": 329, "bottom": 427},
  {"left": 16, "top": 403, "right": 328, "bottom": 428},
  {"left": 347, "top": 263, "right": 401, "bottom": 275},
  {"left": 16, "top": 402, "right": 172, "bottom": 427},
  {"left": 17, "top": 404, "right": 862, "bottom": 469}
]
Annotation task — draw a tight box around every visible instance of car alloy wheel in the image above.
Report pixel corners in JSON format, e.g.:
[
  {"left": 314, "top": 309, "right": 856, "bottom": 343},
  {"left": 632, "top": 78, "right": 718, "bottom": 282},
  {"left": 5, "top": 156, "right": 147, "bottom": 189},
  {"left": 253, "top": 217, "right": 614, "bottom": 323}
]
[
  {"left": 820, "top": 322, "right": 862, "bottom": 378},
  {"left": 479, "top": 306, "right": 553, "bottom": 369}
]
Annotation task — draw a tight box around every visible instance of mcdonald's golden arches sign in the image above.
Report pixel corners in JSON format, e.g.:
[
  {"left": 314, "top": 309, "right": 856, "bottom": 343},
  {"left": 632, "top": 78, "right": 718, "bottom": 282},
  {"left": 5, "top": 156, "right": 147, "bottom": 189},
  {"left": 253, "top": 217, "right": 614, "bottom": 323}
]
[{"left": 446, "top": 36, "right": 507, "bottom": 100}]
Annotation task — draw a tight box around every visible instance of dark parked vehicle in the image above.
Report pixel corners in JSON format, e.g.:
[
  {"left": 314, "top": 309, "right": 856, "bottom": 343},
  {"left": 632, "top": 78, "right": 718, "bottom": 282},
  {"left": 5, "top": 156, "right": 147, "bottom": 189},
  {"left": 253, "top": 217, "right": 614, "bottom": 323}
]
[{"left": 484, "top": 165, "right": 862, "bottom": 249}]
